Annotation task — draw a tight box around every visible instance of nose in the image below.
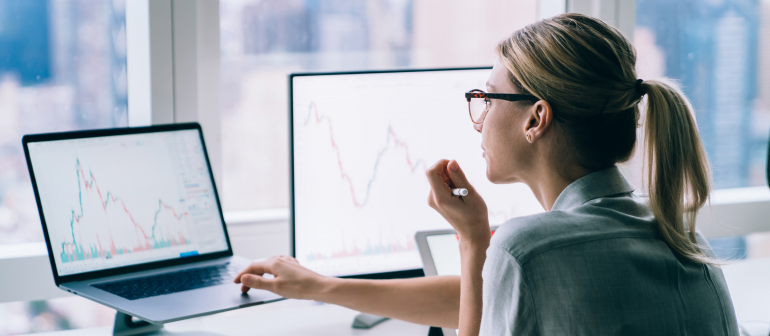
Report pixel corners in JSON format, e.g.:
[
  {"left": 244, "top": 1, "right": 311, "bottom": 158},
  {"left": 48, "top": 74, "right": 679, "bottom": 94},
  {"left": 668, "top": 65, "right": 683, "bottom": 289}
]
[{"left": 473, "top": 121, "right": 483, "bottom": 133}]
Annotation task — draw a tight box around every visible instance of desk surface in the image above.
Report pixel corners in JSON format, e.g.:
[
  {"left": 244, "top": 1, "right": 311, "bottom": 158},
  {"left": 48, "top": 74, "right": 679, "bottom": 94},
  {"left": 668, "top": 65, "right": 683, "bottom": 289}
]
[
  {"left": 21, "top": 257, "right": 770, "bottom": 336},
  {"left": 24, "top": 300, "right": 430, "bottom": 336},
  {"left": 721, "top": 257, "right": 770, "bottom": 334}
]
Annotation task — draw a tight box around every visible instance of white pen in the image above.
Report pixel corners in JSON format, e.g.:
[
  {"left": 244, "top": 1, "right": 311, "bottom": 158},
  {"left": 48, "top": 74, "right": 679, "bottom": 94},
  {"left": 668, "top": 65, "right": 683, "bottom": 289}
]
[{"left": 452, "top": 188, "right": 468, "bottom": 196}]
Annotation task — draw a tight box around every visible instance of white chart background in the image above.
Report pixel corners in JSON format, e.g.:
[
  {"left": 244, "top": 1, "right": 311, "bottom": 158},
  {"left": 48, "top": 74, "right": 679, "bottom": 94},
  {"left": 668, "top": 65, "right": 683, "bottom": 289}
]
[
  {"left": 28, "top": 131, "right": 228, "bottom": 276},
  {"left": 292, "top": 69, "right": 544, "bottom": 276}
]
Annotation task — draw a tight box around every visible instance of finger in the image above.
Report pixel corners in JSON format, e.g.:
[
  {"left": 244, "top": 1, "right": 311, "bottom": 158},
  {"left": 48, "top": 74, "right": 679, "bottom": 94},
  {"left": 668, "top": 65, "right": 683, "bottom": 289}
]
[
  {"left": 426, "top": 160, "right": 452, "bottom": 195},
  {"left": 241, "top": 274, "right": 277, "bottom": 292},
  {"left": 427, "top": 159, "right": 450, "bottom": 175},
  {"left": 429, "top": 189, "right": 445, "bottom": 210},
  {"left": 432, "top": 159, "right": 452, "bottom": 186},
  {"left": 446, "top": 160, "right": 472, "bottom": 189},
  {"left": 234, "top": 264, "right": 260, "bottom": 283},
  {"left": 426, "top": 174, "right": 451, "bottom": 205},
  {"left": 234, "top": 260, "right": 274, "bottom": 283}
]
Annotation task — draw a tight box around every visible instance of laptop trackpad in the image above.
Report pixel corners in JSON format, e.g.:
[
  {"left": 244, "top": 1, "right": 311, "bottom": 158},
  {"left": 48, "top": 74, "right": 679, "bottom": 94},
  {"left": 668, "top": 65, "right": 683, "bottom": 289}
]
[
  {"left": 173, "top": 282, "right": 282, "bottom": 308},
  {"left": 127, "top": 282, "right": 282, "bottom": 322}
]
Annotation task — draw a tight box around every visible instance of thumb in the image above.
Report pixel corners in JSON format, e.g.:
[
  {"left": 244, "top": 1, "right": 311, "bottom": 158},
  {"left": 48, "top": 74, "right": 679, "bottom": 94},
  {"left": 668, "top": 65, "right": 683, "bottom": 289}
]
[
  {"left": 447, "top": 160, "right": 470, "bottom": 188},
  {"left": 241, "top": 274, "right": 276, "bottom": 292}
]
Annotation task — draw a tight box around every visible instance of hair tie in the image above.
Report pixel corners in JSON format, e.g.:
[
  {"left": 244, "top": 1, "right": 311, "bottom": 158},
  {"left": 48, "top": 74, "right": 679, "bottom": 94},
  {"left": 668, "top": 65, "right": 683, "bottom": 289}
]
[{"left": 635, "top": 79, "right": 645, "bottom": 95}]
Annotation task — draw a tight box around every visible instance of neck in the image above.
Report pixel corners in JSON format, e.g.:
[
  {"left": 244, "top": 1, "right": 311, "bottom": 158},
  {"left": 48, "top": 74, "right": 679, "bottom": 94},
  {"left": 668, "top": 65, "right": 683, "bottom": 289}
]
[{"left": 525, "top": 163, "right": 593, "bottom": 211}]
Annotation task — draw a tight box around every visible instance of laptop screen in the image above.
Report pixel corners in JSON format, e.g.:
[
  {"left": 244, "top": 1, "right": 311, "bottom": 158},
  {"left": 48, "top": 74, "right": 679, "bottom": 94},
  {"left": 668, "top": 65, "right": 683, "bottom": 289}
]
[
  {"left": 26, "top": 129, "right": 229, "bottom": 276},
  {"left": 425, "top": 233, "right": 462, "bottom": 276}
]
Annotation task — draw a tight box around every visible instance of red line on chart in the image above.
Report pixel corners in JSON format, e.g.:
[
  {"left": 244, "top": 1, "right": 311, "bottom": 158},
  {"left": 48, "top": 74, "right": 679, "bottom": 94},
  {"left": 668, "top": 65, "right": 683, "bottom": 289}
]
[
  {"left": 62, "top": 159, "right": 191, "bottom": 263},
  {"left": 304, "top": 102, "right": 426, "bottom": 207}
]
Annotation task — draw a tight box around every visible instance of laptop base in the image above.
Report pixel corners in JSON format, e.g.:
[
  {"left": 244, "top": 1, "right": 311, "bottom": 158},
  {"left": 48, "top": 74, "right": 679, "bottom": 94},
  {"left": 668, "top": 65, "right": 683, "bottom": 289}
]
[{"left": 113, "top": 312, "right": 223, "bottom": 336}]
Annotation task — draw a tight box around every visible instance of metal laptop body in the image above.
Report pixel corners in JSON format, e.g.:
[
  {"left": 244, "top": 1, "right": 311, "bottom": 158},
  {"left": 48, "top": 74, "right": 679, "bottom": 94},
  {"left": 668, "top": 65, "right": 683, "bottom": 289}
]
[{"left": 23, "top": 123, "right": 281, "bottom": 325}]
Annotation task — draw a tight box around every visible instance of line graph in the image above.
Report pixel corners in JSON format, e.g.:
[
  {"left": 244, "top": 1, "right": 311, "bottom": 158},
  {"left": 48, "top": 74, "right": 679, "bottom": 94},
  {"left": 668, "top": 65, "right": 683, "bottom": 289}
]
[
  {"left": 291, "top": 70, "right": 544, "bottom": 277},
  {"left": 60, "top": 159, "right": 190, "bottom": 263},
  {"left": 304, "top": 102, "right": 426, "bottom": 207}
]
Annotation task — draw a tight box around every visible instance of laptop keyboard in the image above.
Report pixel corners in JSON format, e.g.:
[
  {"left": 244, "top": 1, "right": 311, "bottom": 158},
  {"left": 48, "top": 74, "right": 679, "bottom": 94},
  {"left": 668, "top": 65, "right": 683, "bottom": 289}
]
[{"left": 92, "top": 263, "right": 240, "bottom": 300}]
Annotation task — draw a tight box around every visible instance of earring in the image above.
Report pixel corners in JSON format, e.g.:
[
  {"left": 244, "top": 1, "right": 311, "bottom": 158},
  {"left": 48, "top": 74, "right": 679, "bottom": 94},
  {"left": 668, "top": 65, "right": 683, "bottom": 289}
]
[{"left": 526, "top": 133, "right": 532, "bottom": 142}]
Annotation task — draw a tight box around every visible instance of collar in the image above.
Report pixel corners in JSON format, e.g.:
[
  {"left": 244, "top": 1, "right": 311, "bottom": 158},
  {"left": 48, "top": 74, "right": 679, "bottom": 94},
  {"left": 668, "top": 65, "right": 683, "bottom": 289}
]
[{"left": 551, "top": 166, "right": 636, "bottom": 211}]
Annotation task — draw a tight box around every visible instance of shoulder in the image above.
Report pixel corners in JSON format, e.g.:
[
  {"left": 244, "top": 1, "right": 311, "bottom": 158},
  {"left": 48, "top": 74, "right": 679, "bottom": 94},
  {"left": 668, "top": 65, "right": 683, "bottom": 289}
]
[{"left": 490, "top": 193, "right": 659, "bottom": 263}]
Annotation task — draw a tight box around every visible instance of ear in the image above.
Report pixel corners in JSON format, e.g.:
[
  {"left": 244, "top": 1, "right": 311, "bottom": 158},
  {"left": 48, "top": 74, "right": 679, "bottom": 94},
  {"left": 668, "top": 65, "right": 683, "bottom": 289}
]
[{"left": 523, "top": 100, "right": 553, "bottom": 143}]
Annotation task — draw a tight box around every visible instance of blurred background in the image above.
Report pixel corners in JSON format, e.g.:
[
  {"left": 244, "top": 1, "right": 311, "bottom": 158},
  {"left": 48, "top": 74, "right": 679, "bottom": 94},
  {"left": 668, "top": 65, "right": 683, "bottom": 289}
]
[{"left": 0, "top": 0, "right": 768, "bottom": 334}]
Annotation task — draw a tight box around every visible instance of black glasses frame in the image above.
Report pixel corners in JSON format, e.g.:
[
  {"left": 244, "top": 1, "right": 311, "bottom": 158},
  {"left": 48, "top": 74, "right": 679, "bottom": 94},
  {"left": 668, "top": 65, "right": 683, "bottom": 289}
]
[{"left": 465, "top": 89, "right": 540, "bottom": 124}]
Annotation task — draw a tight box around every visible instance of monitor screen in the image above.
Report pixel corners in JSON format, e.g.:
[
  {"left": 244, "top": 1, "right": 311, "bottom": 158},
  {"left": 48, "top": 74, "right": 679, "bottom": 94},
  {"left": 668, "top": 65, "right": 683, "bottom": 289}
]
[
  {"left": 26, "top": 129, "right": 230, "bottom": 276},
  {"left": 291, "top": 68, "right": 543, "bottom": 277}
]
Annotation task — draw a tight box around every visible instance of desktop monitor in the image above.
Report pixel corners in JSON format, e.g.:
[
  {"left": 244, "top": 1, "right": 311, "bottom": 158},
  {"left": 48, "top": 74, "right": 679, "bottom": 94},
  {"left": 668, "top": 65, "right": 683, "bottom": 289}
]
[{"left": 289, "top": 68, "right": 543, "bottom": 278}]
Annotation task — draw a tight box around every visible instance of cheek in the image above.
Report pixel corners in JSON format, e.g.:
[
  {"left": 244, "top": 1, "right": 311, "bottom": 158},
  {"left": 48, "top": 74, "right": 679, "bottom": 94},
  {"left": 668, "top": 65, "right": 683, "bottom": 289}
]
[
  {"left": 482, "top": 108, "right": 526, "bottom": 179},
  {"left": 484, "top": 109, "right": 517, "bottom": 152},
  {"left": 483, "top": 112, "right": 514, "bottom": 159}
]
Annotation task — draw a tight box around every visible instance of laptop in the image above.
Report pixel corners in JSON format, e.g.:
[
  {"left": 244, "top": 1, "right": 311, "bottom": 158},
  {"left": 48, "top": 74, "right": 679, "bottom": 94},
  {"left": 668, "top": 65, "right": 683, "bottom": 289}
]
[
  {"left": 415, "top": 227, "right": 497, "bottom": 336},
  {"left": 22, "top": 123, "right": 282, "bottom": 324}
]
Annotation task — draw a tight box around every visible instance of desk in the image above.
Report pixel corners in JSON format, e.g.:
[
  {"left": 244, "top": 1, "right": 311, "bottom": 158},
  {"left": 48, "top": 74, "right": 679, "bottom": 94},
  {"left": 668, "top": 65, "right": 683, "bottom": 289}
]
[
  {"left": 723, "top": 258, "right": 770, "bottom": 335},
  {"left": 20, "top": 257, "right": 770, "bottom": 336},
  {"left": 23, "top": 300, "right": 430, "bottom": 336}
]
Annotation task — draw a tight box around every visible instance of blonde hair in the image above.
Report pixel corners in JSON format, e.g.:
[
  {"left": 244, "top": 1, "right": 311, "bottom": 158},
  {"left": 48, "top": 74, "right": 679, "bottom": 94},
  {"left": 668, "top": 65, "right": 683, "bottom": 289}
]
[{"left": 497, "top": 13, "right": 714, "bottom": 264}]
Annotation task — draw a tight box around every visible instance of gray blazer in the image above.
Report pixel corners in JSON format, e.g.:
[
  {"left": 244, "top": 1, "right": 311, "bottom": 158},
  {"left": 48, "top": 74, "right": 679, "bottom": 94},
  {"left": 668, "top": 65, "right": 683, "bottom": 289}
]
[{"left": 480, "top": 166, "right": 738, "bottom": 335}]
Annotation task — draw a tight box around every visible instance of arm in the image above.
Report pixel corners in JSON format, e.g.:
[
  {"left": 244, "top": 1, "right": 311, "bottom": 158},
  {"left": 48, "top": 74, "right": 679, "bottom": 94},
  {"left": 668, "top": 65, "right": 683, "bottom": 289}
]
[
  {"left": 235, "top": 256, "right": 461, "bottom": 328},
  {"left": 426, "top": 159, "right": 491, "bottom": 336},
  {"left": 236, "top": 159, "right": 484, "bottom": 332},
  {"left": 458, "top": 239, "right": 488, "bottom": 335},
  {"left": 323, "top": 275, "right": 460, "bottom": 327}
]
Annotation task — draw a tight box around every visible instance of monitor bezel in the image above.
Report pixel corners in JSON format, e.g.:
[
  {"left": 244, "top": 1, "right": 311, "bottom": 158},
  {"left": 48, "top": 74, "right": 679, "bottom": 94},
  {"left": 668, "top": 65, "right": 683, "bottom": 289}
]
[
  {"left": 288, "top": 66, "right": 492, "bottom": 280},
  {"left": 22, "top": 122, "right": 234, "bottom": 286}
]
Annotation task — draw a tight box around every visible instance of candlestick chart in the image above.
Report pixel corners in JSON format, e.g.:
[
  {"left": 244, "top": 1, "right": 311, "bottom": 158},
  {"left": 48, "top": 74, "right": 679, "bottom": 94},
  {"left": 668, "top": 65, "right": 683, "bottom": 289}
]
[
  {"left": 27, "top": 129, "right": 230, "bottom": 276},
  {"left": 59, "top": 159, "right": 191, "bottom": 263}
]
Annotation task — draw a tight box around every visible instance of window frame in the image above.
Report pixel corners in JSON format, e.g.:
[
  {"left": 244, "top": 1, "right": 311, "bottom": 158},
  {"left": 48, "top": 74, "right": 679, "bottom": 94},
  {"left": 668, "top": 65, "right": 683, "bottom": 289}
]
[
  {"left": 2, "top": 0, "right": 770, "bottom": 305},
  {"left": 0, "top": 0, "right": 224, "bottom": 304}
]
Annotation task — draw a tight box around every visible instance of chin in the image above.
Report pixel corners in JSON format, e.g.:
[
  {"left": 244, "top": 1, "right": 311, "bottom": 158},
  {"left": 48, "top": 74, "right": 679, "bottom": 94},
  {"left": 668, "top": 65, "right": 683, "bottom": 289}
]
[
  {"left": 485, "top": 169, "right": 505, "bottom": 184},
  {"left": 486, "top": 163, "right": 520, "bottom": 184}
]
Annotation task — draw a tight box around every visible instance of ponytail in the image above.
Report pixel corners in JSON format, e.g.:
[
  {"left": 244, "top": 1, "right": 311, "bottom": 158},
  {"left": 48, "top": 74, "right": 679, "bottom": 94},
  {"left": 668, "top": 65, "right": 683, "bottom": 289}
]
[
  {"left": 642, "top": 78, "right": 714, "bottom": 264},
  {"left": 497, "top": 13, "right": 717, "bottom": 265}
]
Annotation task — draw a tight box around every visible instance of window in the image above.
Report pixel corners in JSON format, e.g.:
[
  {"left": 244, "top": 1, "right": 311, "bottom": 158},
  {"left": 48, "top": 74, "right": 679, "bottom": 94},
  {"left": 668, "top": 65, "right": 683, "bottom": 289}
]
[
  {"left": 0, "top": 296, "right": 113, "bottom": 334},
  {"left": 0, "top": 1, "right": 127, "bottom": 333},
  {"left": 635, "top": 0, "right": 770, "bottom": 189},
  {"left": 635, "top": 0, "right": 770, "bottom": 260},
  {"left": 0, "top": 0, "right": 128, "bottom": 245},
  {"left": 219, "top": 0, "right": 560, "bottom": 212}
]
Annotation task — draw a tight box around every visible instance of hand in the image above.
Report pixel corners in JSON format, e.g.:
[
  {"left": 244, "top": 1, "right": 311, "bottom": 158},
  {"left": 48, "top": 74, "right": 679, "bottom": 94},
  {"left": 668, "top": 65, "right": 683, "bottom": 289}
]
[
  {"left": 233, "top": 255, "right": 329, "bottom": 300},
  {"left": 426, "top": 159, "right": 490, "bottom": 245}
]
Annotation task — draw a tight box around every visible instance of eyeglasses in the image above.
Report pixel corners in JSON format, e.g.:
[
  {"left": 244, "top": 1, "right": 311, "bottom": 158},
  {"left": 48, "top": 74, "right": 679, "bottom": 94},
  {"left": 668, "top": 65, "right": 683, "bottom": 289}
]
[{"left": 465, "top": 89, "right": 540, "bottom": 124}]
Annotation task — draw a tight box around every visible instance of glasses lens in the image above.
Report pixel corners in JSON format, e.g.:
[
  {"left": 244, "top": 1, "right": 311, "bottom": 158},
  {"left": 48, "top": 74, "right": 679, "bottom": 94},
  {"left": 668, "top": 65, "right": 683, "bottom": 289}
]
[{"left": 469, "top": 97, "right": 488, "bottom": 122}]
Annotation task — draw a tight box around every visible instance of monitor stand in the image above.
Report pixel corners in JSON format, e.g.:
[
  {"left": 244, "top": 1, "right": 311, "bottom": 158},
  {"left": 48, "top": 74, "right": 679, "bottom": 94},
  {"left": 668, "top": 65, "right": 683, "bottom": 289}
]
[
  {"left": 113, "top": 312, "right": 223, "bottom": 336},
  {"left": 351, "top": 312, "right": 389, "bottom": 329}
]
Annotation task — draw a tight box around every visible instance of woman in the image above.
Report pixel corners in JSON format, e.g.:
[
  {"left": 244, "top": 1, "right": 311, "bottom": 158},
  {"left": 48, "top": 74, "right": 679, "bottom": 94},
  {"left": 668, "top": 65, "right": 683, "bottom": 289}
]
[{"left": 234, "top": 13, "right": 739, "bottom": 335}]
